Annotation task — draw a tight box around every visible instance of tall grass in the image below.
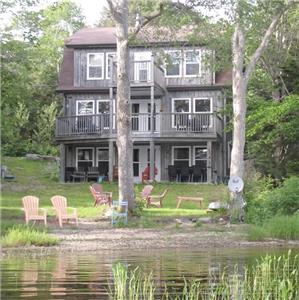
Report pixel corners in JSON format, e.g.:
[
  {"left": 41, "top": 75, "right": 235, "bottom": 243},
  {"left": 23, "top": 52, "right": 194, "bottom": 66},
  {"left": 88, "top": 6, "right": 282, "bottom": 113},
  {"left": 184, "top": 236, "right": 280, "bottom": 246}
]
[
  {"left": 109, "top": 252, "right": 298, "bottom": 300},
  {"left": 247, "top": 215, "right": 299, "bottom": 241},
  {"left": 1, "top": 225, "right": 60, "bottom": 247}
]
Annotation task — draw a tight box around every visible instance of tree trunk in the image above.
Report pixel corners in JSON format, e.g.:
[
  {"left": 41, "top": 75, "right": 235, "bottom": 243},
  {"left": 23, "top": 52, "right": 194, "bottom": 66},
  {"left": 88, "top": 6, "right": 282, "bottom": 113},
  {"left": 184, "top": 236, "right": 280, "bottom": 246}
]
[{"left": 113, "top": 0, "right": 135, "bottom": 210}]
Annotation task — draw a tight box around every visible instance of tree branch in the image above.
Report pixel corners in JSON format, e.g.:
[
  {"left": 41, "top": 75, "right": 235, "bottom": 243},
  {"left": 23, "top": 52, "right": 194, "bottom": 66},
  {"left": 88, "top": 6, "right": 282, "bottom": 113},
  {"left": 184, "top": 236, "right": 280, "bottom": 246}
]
[
  {"left": 129, "top": 3, "right": 164, "bottom": 39},
  {"left": 106, "top": 0, "right": 122, "bottom": 23},
  {"left": 244, "top": 1, "right": 298, "bottom": 82}
]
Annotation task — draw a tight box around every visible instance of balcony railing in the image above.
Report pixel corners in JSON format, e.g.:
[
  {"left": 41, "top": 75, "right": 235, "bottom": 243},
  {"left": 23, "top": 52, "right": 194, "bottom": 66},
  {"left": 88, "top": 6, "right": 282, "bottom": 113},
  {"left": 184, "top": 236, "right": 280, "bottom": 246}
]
[
  {"left": 110, "top": 59, "right": 165, "bottom": 90},
  {"left": 56, "top": 113, "right": 221, "bottom": 138}
]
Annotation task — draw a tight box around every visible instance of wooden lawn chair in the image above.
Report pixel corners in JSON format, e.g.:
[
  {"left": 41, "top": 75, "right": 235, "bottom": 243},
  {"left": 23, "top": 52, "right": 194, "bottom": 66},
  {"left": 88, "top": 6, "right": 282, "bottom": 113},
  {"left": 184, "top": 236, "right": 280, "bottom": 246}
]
[
  {"left": 22, "top": 196, "right": 47, "bottom": 226},
  {"left": 147, "top": 188, "right": 169, "bottom": 208},
  {"left": 140, "top": 185, "right": 154, "bottom": 202},
  {"left": 90, "top": 183, "right": 112, "bottom": 206},
  {"left": 51, "top": 195, "right": 78, "bottom": 228}
]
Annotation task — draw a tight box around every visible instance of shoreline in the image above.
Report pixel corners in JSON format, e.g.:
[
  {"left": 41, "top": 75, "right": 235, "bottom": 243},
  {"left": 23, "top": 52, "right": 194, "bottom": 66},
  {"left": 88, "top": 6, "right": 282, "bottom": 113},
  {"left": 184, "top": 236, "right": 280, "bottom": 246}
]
[{"left": 2, "top": 226, "right": 299, "bottom": 257}]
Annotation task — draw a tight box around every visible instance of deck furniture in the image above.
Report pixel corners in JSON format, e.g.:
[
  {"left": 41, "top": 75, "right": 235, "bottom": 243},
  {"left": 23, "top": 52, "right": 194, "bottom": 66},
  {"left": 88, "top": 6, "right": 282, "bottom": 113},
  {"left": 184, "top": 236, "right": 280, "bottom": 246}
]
[
  {"left": 192, "top": 165, "right": 202, "bottom": 182},
  {"left": 65, "top": 167, "right": 75, "bottom": 182},
  {"left": 71, "top": 168, "right": 86, "bottom": 182},
  {"left": 90, "top": 183, "right": 112, "bottom": 206},
  {"left": 147, "top": 188, "right": 169, "bottom": 208},
  {"left": 180, "top": 166, "right": 190, "bottom": 182},
  {"left": 140, "top": 185, "right": 154, "bottom": 202},
  {"left": 22, "top": 196, "right": 47, "bottom": 226},
  {"left": 111, "top": 200, "right": 128, "bottom": 225},
  {"left": 168, "top": 165, "right": 177, "bottom": 181},
  {"left": 141, "top": 166, "right": 158, "bottom": 183},
  {"left": 176, "top": 196, "right": 204, "bottom": 209},
  {"left": 86, "top": 167, "right": 100, "bottom": 181},
  {"left": 51, "top": 195, "right": 78, "bottom": 228}
]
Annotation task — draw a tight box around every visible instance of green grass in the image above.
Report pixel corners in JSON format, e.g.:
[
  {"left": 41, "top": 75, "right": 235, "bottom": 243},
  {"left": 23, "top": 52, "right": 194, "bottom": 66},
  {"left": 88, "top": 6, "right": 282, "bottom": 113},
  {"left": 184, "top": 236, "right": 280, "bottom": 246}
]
[
  {"left": 1, "top": 225, "right": 60, "bottom": 247},
  {"left": 109, "top": 252, "right": 298, "bottom": 300},
  {"left": 1, "top": 157, "right": 228, "bottom": 232},
  {"left": 247, "top": 215, "right": 299, "bottom": 241}
]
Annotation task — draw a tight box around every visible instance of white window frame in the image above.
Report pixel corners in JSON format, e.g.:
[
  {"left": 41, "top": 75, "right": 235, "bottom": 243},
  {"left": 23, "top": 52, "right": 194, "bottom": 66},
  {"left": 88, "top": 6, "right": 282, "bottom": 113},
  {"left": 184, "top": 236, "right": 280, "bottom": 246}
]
[
  {"left": 76, "top": 147, "right": 94, "bottom": 168},
  {"left": 87, "top": 53, "right": 104, "bottom": 80},
  {"left": 171, "top": 146, "right": 191, "bottom": 167},
  {"left": 164, "top": 50, "right": 182, "bottom": 78},
  {"left": 172, "top": 98, "right": 191, "bottom": 128},
  {"left": 193, "top": 98, "right": 213, "bottom": 114},
  {"left": 96, "top": 147, "right": 109, "bottom": 166},
  {"left": 106, "top": 52, "right": 116, "bottom": 79},
  {"left": 193, "top": 145, "right": 208, "bottom": 165},
  {"left": 184, "top": 49, "right": 201, "bottom": 77},
  {"left": 97, "top": 99, "right": 111, "bottom": 130},
  {"left": 76, "top": 100, "right": 95, "bottom": 115}
]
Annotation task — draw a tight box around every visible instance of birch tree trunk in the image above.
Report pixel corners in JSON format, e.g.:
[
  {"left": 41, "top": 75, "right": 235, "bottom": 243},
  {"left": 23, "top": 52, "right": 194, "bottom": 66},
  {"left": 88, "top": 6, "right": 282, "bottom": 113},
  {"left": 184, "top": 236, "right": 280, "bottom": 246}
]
[{"left": 107, "top": 0, "right": 135, "bottom": 210}]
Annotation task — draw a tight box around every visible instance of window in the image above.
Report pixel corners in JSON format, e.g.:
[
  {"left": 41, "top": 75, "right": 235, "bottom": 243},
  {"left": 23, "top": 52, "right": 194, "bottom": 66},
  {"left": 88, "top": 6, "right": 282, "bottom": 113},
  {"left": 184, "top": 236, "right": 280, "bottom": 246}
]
[
  {"left": 106, "top": 52, "right": 116, "bottom": 79},
  {"left": 87, "top": 53, "right": 104, "bottom": 80},
  {"left": 193, "top": 98, "right": 212, "bottom": 113},
  {"left": 184, "top": 50, "right": 200, "bottom": 76},
  {"left": 76, "top": 148, "right": 94, "bottom": 169},
  {"left": 134, "top": 51, "right": 152, "bottom": 82},
  {"left": 172, "top": 98, "right": 191, "bottom": 128},
  {"left": 172, "top": 146, "right": 191, "bottom": 167},
  {"left": 165, "top": 50, "right": 182, "bottom": 77},
  {"left": 97, "top": 148, "right": 109, "bottom": 176},
  {"left": 76, "top": 100, "right": 95, "bottom": 115}
]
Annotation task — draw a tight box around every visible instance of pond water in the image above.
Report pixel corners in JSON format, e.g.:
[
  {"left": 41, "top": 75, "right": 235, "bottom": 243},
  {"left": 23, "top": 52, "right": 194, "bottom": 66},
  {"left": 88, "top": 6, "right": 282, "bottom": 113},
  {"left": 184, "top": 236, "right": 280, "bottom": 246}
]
[{"left": 1, "top": 247, "right": 298, "bottom": 299}]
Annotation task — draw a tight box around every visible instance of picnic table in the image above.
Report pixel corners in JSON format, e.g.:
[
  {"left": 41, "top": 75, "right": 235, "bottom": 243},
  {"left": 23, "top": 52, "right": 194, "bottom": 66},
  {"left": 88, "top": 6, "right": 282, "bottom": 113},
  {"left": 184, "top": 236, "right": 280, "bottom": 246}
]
[{"left": 176, "top": 196, "right": 204, "bottom": 209}]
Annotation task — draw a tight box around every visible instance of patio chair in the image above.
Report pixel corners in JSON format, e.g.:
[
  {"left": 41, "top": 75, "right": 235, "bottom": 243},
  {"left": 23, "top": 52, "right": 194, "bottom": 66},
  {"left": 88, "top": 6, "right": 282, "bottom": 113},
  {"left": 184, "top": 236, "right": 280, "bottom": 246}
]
[
  {"left": 86, "top": 167, "right": 100, "bottom": 181},
  {"left": 168, "top": 165, "right": 177, "bottom": 181},
  {"left": 147, "top": 188, "right": 169, "bottom": 208},
  {"left": 140, "top": 185, "right": 153, "bottom": 202},
  {"left": 180, "top": 166, "right": 190, "bottom": 182},
  {"left": 22, "top": 196, "right": 47, "bottom": 226},
  {"left": 90, "top": 183, "right": 112, "bottom": 206},
  {"left": 111, "top": 200, "right": 128, "bottom": 225},
  {"left": 51, "top": 195, "right": 78, "bottom": 228},
  {"left": 91, "top": 183, "right": 112, "bottom": 204},
  {"left": 71, "top": 168, "right": 86, "bottom": 182},
  {"left": 192, "top": 165, "right": 202, "bottom": 182}
]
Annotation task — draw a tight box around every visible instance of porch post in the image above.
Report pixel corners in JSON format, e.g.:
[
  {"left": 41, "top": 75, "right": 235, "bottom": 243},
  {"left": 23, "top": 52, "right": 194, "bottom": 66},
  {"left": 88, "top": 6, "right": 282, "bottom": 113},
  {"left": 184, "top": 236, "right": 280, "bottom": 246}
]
[
  {"left": 207, "top": 141, "right": 212, "bottom": 183},
  {"left": 108, "top": 140, "right": 113, "bottom": 182},
  {"left": 59, "top": 143, "right": 66, "bottom": 183},
  {"left": 150, "top": 82, "right": 155, "bottom": 181},
  {"left": 109, "top": 87, "right": 113, "bottom": 135}
]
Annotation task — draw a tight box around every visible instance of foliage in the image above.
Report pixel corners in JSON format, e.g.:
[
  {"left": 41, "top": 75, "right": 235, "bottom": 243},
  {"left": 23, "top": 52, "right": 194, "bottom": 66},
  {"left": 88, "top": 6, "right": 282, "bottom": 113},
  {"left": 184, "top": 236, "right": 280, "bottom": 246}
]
[
  {"left": 247, "top": 215, "right": 299, "bottom": 241},
  {"left": 245, "top": 176, "right": 299, "bottom": 224},
  {"left": 246, "top": 94, "right": 299, "bottom": 178},
  {"left": 109, "top": 253, "right": 298, "bottom": 300},
  {"left": 1, "top": 0, "right": 85, "bottom": 156},
  {"left": 1, "top": 225, "right": 60, "bottom": 247}
]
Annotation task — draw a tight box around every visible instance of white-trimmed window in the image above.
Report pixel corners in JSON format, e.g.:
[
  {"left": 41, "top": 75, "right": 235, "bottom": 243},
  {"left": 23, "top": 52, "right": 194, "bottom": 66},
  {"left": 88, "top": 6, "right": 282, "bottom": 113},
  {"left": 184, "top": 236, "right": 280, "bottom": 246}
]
[
  {"left": 76, "top": 147, "right": 94, "bottom": 169},
  {"left": 97, "top": 100, "right": 110, "bottom": 129},
  {"left": 172, "top": 98, "right": 191, "bottom": 128},
  {"left": 76, "top": 100, "right": 95, "bottom": 115},
  {"left": 193, "top": 98, "right": 212, "bottom": 113},
  {"left": 87, "top": 53, "right": 104, "bottom": 80},
  {"left": 165, "top": 50, "right": 182, "bottom": 77},
  {"left": 172, "top": 146, "right": 191, "bottom": 167},
  {"left": 96, "top": 147, "right": 109, "bottom": 176},
  {"left": 106, "top": 52, "right": 116, "bottom": 79},
  {"left": 184, "top": 50, "right": 201, "bottom": 77}
]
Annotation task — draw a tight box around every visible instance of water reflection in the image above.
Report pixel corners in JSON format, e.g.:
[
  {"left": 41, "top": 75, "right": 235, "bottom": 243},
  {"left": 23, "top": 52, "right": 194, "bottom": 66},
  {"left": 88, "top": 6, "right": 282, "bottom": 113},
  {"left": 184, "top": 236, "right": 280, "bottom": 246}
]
[{"left": 1, "top": 247, "right": 297, "bottom": 299}]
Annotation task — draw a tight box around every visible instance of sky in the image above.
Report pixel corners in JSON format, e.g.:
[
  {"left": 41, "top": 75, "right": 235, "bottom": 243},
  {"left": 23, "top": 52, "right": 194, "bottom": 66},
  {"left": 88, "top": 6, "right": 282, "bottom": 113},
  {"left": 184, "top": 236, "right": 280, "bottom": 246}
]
[{"left": 73, "top": 0, "right": 108, "bottom": 26}]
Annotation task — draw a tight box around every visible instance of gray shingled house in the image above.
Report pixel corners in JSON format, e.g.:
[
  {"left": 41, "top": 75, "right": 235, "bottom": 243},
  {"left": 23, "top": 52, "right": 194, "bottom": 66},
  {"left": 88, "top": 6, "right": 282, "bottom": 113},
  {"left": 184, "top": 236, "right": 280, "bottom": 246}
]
[{"left": 56, "top": 27, "right": 231, "bottom": 183}]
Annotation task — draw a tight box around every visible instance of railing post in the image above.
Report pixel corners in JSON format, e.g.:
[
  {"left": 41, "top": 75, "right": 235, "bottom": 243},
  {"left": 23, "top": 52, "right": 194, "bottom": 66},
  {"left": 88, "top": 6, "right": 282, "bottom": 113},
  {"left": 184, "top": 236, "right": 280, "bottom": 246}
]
[{"left": 109, "top": 87, "right": 113, "bottom": 135}]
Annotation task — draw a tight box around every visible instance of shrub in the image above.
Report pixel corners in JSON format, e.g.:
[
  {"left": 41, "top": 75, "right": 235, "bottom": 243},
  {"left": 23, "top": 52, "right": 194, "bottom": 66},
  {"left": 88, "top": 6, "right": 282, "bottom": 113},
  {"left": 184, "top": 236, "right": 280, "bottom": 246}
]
[{"left": 1, "top": 225, "right": 60, "bottom": 247}]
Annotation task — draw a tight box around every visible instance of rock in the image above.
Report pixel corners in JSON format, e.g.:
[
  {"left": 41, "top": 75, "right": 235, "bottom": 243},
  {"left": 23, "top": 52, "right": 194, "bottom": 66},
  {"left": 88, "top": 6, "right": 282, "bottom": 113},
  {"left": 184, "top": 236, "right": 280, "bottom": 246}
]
[{"left": 25, "top": 154, "right": 59, "bottom": 162}]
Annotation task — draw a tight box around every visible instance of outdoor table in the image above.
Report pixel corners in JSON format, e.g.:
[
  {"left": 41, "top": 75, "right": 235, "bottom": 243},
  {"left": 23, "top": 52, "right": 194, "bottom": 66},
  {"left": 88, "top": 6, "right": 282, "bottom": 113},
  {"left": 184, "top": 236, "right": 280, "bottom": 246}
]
[{"left": 176, "top": 196, "right": 204, "bottom": 209}]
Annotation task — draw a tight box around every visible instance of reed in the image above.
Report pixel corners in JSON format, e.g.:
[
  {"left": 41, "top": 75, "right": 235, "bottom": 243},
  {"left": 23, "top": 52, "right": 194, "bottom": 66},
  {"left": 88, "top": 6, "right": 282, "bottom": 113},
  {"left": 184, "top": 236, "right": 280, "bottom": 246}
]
[{"left": 109, "top": 251, "right": 298, "bottom": 300}]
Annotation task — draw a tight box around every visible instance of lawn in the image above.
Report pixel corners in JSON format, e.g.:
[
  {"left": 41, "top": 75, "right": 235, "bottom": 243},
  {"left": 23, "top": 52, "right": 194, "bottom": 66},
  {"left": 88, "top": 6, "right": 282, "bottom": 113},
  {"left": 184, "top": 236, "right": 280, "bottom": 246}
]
[{"left": 1, "top": 157, "right": 228, "bottom": 232}]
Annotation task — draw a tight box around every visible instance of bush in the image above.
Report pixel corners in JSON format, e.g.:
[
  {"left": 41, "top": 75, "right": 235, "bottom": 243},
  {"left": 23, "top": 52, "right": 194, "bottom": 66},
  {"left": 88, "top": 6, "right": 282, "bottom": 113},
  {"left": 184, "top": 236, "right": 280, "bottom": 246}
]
[
  {"left": 1, "top": 225, "right": 60, "bottom": 247},
  {"left": 247, "top": 215, "right": 299, "bottom": 241}
]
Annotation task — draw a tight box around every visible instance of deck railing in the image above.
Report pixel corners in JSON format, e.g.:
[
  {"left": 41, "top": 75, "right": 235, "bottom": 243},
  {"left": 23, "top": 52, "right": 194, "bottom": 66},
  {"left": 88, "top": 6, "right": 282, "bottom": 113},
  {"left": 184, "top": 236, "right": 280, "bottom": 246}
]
[{"left": 56, "top": 113, "right": 221, "bottom": 138}]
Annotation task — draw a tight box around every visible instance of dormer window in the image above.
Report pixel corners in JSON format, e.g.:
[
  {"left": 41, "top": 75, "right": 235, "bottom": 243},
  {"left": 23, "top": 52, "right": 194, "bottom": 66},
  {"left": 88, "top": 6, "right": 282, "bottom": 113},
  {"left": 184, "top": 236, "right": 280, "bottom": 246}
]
[
  {"left": 87, "top": 53, "right": 104, "bottom": 80},
  {"left": 165, "top": 50, "right": 182, "bottom": 77},
  {"left": 184, "top": 50, "right": 200, "bottom": 77}
]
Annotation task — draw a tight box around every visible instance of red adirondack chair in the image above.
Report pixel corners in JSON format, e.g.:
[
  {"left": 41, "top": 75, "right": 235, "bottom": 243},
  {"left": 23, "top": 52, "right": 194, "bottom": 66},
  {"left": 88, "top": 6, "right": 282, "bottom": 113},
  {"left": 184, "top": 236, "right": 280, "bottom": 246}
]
[{"left": 90, "top": 183, "right": 112, "bottom": 206}]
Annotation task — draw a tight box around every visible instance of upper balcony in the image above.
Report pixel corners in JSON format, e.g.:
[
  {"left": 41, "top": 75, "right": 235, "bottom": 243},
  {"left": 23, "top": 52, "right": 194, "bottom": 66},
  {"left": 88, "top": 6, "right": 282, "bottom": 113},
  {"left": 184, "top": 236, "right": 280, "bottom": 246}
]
[{"left": 55, "top": 112, "right": 222, "bottom": 141}]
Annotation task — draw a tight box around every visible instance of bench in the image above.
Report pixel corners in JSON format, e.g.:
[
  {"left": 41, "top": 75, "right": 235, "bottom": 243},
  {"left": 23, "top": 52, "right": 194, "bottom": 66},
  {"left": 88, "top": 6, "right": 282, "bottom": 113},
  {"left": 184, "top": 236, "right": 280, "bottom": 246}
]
[{"left": 176, "top": 196, "right": 204, "bottom": 209}]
